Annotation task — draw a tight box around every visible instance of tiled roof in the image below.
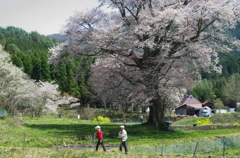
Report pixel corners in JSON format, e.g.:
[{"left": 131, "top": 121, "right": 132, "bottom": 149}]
[
  {"left": 202, "top": 100, "right": 214, "bottom": 105},
  {"left": 175, "top": 94, "right": 202, "bottom": 109},
  {"left": 180, "top": 94, "right": 201, "bottom": 104}
]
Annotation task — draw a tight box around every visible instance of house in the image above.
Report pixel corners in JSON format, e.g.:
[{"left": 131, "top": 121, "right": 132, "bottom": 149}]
[
  {"left": 175, "top": 95, "right": 202, "bottom": 116},
  {"left": 202, "top": 100, "right": 215, "bottom": 109}
]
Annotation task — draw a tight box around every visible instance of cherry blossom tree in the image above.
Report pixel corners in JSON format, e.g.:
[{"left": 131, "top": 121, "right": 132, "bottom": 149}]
[
  {"left": 0, "top": 47, "right": 34, "bottom": 115},
  {"left": 89, "top": 54, "right": 192, "bottom": 124},
  {"left": 50, "top": 0, "right": 240, "bottom": 128}
]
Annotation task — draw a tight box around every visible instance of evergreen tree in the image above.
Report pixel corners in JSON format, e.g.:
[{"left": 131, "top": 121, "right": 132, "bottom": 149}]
[
  {"left": 21, "top": 53, "right": 33, "bottom": 75},
  {"left": 31, "top": 57, "right": 41, "bottom": 81},
  {"left": 40, "top": 53, "right": 51, "bottom": 81},
  {"left": 11, "top": 54, "right": 23, "bottom": 68},
  {"left": 4, "top": 41, "right": 10, "bottom": 52}
]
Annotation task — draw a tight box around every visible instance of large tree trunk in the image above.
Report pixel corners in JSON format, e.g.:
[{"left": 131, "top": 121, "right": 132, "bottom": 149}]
[{"left": 147, "top": 96, "right": 168, "bottom": 130}]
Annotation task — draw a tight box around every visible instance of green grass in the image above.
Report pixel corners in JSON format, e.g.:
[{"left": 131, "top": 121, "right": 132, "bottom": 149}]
[{"left": 0, "top": 116, "right": 240, "bottom": 157}]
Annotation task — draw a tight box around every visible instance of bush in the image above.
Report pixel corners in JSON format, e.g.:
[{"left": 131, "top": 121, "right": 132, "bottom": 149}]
[
  {"left": 93, "top": 116, "right": 111, "bottom": 124},
  {"left": 233, "top": 122, "right": 239, "bottom": 128},
  {"left": 195, "top": 117, "right": 211, "bottom": 125}
]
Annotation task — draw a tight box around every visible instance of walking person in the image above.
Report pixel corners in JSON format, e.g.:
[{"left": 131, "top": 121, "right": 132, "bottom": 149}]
[
  {"left": 95, "top": 126, "right": 106, "bottom": 152},
  {"left": 118, "top": 125, "right": 128, "bottom": 154},
  {"left": 140, "top": 115, "right": 143, "bottom": 124}
]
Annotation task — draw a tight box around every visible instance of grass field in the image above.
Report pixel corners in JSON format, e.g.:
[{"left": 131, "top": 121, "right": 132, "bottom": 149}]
[{"left": 0, "top": 115, "right": 240, "bottom": 158}]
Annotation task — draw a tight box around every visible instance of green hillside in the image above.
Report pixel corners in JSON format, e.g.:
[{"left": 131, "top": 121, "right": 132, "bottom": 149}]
[{"left": 0, "top": 26, "right": 94, "bottom": 105}]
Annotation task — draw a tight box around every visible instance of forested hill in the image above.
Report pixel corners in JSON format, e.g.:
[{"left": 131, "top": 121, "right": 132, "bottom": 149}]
[
  {"left": 0, "top": 26, "right": 94, "bottom": 103},
  {"left": 0, "top": 26, "right": 59, "bottom": 49},
  {"left": 0, "top": 26, "right": 59, "bottom": 82}
]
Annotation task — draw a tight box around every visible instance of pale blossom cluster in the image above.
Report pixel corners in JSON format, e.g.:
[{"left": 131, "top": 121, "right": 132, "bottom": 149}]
[
  {"left": 34, "top": 80, "right": 60, "bottom": 100},
  {"left": 48, "top": 43, "right": 68, "bottom": 65}
]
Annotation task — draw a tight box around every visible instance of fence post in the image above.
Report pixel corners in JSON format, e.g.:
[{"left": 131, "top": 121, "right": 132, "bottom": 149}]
[
  {"left": 56, "top": 133, "right": 59, "bottom": 151},
  {"left": 94, "top": 132, "right": 96, "bottom": 146},
  {"left": 23, "top": 133, "right": 26, "bottom": 150},
  {"left": 192, "top": 142, "right": 199, "bottom": 158},
  {"left": 223, "top": 139, "right": 226, "bottom": 157},
  {"left": 161, "top": 139, "right": 164, "bottom": 156}
]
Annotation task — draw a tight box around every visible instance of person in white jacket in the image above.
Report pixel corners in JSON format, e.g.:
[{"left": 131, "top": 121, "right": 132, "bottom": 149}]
[{"left": 118, "top": 125, "right": 128, "bottom": 154}]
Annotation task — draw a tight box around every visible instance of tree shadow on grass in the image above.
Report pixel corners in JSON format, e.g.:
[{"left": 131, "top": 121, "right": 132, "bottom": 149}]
[
  {"left": 24, "top": 123, "right": 190, "bottom": 140},
  {"left": 24, "top": 124, "right": 124, "bottom": 138}
]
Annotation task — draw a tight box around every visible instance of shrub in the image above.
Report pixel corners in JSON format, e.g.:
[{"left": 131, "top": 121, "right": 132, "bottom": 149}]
[
  {"left": 93, "top": 116, "right": 111, "bottom": 124},
  {"left": 195, "top": 117, "right": 211, "bottom": 125},
  {"left": 233, "top": 122, "right": 239, "bottom": 128}
]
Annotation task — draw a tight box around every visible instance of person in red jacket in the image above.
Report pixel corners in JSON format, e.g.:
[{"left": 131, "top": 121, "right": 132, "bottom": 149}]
[{"left": 95, "top": 126, "right": 106, "bottom": 151}]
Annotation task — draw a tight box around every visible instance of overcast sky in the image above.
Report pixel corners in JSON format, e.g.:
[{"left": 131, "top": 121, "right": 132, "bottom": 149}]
[{"left": 0, "top": 0, "right": 99, "bottom": 35}]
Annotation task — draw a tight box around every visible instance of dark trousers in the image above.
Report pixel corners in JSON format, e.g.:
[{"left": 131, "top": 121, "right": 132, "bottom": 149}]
[
  {"left": 96, "top": 140, "right": 106, "bottom": 151},
  {"left": 119, "top": 141, "right": 128, "bottom": 153}
]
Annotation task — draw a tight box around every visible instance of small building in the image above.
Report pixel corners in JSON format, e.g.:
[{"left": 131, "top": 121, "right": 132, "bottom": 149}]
[
  {"left": 0, "top": 110, "right": 8, "bottom": 118},
  {"left": 175, "top": 95, "right": 202, "bottom": 116},
  {"left": 216, "top": 109, "right": 227, "bottom": 114},
  {"left": 202, "top": 100, "right": 215, "bottom": 114},
  {"left": 202, "top": 100, "right": 215, "bottom": 109}
]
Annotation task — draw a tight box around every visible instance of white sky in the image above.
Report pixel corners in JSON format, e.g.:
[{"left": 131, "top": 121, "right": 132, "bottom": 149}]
[{"left": 0, "top": 0, "right": 99, "bottom": 35}]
